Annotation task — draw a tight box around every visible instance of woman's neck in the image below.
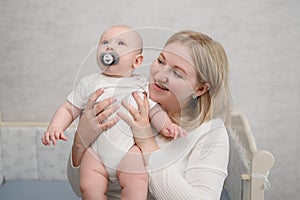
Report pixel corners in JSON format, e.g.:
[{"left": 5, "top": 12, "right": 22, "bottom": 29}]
[
  {"left": 162, "top": 98, "right": 194, "bottom": 125},
  {"left": 162, "top": 101, "right": 182, "bottom": 118}
]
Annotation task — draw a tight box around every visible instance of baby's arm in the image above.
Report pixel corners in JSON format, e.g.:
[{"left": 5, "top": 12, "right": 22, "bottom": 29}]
[
  {"left": 149, "top": 104, "right": 186, "bottom": 139},
  {"left": 42, "top": 101, "right": 82, "bottom": 145}
]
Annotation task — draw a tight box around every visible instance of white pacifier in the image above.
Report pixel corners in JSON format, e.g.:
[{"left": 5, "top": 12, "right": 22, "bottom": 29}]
[{"left": 100, "top": 52, "right": 120, "bottom": 66}]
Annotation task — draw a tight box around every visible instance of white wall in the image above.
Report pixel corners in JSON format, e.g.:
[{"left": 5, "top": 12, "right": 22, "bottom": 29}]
[{"left": 0, "top": 0, "right": 299, "bottom": 199}]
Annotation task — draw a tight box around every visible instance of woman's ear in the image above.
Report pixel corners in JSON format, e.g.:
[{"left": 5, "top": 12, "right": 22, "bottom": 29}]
[
  {"left": 132, "top": 54, "right": 144, "bottom": 68},
  {"left": 194, "top": 83, "right": 211, "bottom": 97}
]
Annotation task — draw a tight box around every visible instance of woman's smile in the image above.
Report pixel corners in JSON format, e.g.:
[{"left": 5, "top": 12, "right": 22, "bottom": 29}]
[{"left": 153, "top": 82, "right": 169, "bottom": 91}]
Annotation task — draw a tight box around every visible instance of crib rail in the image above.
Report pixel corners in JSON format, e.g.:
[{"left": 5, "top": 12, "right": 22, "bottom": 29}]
[{"left": 229, "top": 111, "right": 275, "bottom": 200}]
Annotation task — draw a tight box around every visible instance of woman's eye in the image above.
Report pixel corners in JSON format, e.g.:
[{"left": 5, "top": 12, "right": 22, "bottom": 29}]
[
  {"left": 157, "top": 58, "right": 164, "bottom": 64},
  {"left": 118, "top": 41, "right": 126, "bottom": 46},
  {"left": 172, "top": 70, "right": 183, "bottom": 78},
  {"left": 102, "top": 40, "right": 108, "bottom": 45}
]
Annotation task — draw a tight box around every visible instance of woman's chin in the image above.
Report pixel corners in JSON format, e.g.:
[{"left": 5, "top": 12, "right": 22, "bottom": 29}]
[{"left": 149, "top": 83, "right": 170, "bottom": 102}]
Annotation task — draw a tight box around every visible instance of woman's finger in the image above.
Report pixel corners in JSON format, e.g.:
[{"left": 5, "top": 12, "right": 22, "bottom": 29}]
[
  {"left": 132, "top": 92, "right": 149, "bottom": 117},
  {"left": 117, "top": 111, "right": 134, "bottom": 127},
  {"left": 86, "top": 88, "right": 104, "bottom": 111},
  {"left": 142, "top": 92, "right": 150, "bottom": 116},
  {"left": 121, "top": 100, "right": 140, "bottom": 121},
  {"left": 132, "top": 92, "right": 143, "bottom": 106},
  {"left": 99, "top": 116, "right": 120, "bottom": 132},
  {"left": 96, "top": 104, "right": 119, "bottom": 124},
  {"left": 94, "top": 96, "right": 116, "bottom": 115}
]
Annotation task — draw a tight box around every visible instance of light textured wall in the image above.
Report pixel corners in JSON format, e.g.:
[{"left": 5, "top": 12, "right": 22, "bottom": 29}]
[{"left": 0, "top": 0, "right": 299, "bottom": 199}]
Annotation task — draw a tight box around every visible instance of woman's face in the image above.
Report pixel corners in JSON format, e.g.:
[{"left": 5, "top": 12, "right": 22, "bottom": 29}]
[{"left": 149, "top": 42, "right": 200, "bottom": 113}]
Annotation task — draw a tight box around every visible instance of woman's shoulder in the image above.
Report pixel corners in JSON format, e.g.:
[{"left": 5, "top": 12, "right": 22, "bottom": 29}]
[
  {"left": 188, "top": 118, "right": 228, "bottom": 144},
  {"left": 190, "top": 118, "right": 226, "bottom": 135}
]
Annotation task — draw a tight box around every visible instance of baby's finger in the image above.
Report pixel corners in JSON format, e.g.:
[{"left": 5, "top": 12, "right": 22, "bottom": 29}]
[
  {"left": 54, "top": 130, "right": 61, "bottom": 140},
  {"left": 166, "top": 128, "right": 175, "bottom": 138},
  {"left": 50, "top": 136, "right": 57, "bottom": 145},
  {"left": 181, "top": 129, "right": 187, "bottom": 137},
  {"left": 41, "top": 136, "right": 48, "bottom": 146},
  {"left": 173, "top": 128, "right": 179, "bottom": 139},
  {"left": 42, "top": 132, "right": 50, "bottom": 146},
  {"left": 60, "top": 132, "right": 68, "bottom": 141}
]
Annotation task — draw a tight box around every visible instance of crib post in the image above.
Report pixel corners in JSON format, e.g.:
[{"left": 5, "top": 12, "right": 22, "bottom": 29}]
[
  {"left": 241, "top": 174, "right": 250, "bottom": 200},
  {"left": 250, "top": 150, "right": 275, "bottom": 200}
]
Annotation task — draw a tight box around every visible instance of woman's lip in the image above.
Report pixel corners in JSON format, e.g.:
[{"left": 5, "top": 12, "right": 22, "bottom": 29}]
[{"left": 152, "top": 82, "right": 169, "bottom": 91}]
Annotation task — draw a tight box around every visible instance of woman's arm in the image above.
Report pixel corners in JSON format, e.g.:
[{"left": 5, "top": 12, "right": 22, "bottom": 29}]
[
  {"left": 148, "top": 125, "right": 229, "bottom": 200},
  {"left": 67, "top": 89, "right": 119, "bottom": 195},
  {"left": 118, "top": 92, "right": 228, "bottom": 199}
]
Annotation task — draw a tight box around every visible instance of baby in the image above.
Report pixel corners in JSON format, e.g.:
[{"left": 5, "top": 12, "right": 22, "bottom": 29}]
[{"left": 42, "top": 25, "right": 186, "bottom": 200}]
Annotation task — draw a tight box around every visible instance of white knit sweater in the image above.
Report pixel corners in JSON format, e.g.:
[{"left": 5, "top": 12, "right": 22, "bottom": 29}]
[{"left": 67, "top": 119, "right": 229, "bottom": 200}]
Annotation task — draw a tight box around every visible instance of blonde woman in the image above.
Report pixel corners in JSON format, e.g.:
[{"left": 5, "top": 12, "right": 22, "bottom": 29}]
[{"left": 68, "top": 30, "right": 232, "bottom": 199}]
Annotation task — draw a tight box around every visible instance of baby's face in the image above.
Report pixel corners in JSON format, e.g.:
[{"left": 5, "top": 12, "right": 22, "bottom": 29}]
[{"left": 96, "top": 26, "right": 142, "bottom": 77}]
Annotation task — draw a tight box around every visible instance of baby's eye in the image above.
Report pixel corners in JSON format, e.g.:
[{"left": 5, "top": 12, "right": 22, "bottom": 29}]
[
  {"left": 102, "top": 40, "right": 109, "bottom": 45},
  {"left": 118, "top": 41, "right": 126, "bottom": 46}
]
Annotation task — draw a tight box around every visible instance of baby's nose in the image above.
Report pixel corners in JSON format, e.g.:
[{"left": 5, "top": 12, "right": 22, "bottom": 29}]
[{"left": 106, "top": 45, "right": 114, "bottom": 51}]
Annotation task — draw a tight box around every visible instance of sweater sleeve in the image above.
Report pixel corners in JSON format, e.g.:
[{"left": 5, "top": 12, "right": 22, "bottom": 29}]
[
  {"left": 67, "top": 152, "right": 82, "bottom": 197},
  {"left": 148, "top": 123, "right": 229, "bottom": 200}
]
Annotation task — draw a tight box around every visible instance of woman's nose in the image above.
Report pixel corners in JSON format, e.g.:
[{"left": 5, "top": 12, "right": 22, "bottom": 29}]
[{"left": 155, "top": 68, "right": 168, "bottom": 83}]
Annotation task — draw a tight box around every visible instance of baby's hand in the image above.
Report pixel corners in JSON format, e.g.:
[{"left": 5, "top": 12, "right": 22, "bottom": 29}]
[
  {"left": 160, "top": 123, "right": 187, "bottom": 139},
  {"left": 41, "top": 127, "right": 68, "bottom": 146}
]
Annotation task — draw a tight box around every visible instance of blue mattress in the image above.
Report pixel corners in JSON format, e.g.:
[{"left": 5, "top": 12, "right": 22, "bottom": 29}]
[{"left": 0, "top": 180, "right": 80, "bottom": 200}]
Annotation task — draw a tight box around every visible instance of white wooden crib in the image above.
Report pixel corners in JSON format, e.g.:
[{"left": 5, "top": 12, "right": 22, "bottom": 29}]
[
  {"left": 0, "top": 111, "right": 274, "bottom": 200},
  {"left": 224, "top": 111, "right": 275, "bottom": 200}
]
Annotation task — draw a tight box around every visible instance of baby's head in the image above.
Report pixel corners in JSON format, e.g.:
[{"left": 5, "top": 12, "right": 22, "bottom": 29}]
[{"left": 96, "top": 25, "right": 143, "bottom": 77}]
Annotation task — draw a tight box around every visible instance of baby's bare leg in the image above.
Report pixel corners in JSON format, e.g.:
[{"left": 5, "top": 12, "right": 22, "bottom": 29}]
[
  {"left": 117, "top": 145, "right": 148, "bottom": 200},
  {"left": 80, "top": 148, "right": 108, "bottom": 200}
]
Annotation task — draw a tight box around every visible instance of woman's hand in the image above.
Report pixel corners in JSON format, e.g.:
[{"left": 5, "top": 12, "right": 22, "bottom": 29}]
[
  {"left": 72, "top": 88, "right": 119, "bottom": 166},
  {"left": 118, "top": 92, "right": 159, "bottom": 155}
]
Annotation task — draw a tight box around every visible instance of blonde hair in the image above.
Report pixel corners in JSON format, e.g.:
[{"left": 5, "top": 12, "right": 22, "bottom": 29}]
[{"left": 165, "top": 31, "right": 232, "bottom": 130}]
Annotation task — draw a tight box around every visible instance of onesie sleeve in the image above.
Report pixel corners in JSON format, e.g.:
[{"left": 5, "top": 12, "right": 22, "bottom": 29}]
[
  {"left": 67, "top": 73, "right": 98, "bottom": 109},
  {"left": 147, "top": 123, "right": 229, "bottom": 200}
]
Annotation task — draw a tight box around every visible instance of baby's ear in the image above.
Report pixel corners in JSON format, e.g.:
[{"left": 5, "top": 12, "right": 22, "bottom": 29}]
[{"left": 133, "top": 54, "right": 144, "bottom": 68}]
